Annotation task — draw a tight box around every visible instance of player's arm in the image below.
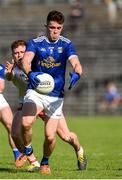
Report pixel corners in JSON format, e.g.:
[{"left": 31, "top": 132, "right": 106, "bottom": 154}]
[
  {"left": 68, "top": 55, "right": 83, "bottom": 90},
  {"left": 5, "top": 61, "right": 14, "bottom": 81},
  {"left": 21, "top": 51, "right": 34, "bottom": 74},
  {"left": 21, "top": 51, "right": 41, "bottom": 89},
  {"left": 69, "top": 55, "right": 83, "bottom": 76}
]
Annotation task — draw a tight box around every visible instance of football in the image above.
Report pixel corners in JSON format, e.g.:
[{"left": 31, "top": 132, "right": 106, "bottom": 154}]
[{"left": 35, "top": 73, "right": 54, "bottom": 94}]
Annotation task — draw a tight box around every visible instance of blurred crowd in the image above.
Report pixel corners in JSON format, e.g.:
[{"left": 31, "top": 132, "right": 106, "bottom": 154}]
[
  {"left": 98, "top": 81, "right": 122, "bottom": 113},
  {"left": 0, "top": 0, "right": 122, "bottom": 115},
  {"left": 0, "top": 0, "right": 122, "bottom": 25}
]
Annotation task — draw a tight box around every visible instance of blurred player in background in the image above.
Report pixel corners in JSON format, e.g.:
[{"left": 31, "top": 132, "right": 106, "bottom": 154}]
[
  {"left": 5, "top": 40, "right": 40, "bottom": 172},
  {"left": 19, "top": 10, "right": 87, "bottom": 174},
  {"left": 0, "top": 63, "right": 23, "bottom": 166},
  {"left": 98, "top": 81, "right": 122, "bottom": 112}
]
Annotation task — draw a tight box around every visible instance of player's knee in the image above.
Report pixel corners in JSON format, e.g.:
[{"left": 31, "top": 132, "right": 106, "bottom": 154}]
[
  {"left": 46, "top": 134, "right": 56, "bottom": 144},
  {"left": 60, "top": 133, "right": 70, "bottom": 142},
  {"left": 59, "top": 131, "right": 76, "bottom": 143},
  {"left": 5, "top": 122, "right": 12, "bottom": 133},
  {"left": 22, "top": 117, "right": 32, "bottom": 130}
]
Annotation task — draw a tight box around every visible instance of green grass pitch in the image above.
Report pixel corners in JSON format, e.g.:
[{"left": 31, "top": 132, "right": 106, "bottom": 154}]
[{"left": 0, "top": 116, "right": 122, "bottom": 179}]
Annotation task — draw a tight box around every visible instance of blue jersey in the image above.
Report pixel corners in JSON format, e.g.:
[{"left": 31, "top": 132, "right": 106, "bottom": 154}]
[
  {"left": 26, "top": 35, "right": 77, "bottom": 97},
  {"left": 0, "top": 64, "right": 5, "bottom": 80},
  {"left": 105, "top": 90, "right": 120, "bottom": 103}
]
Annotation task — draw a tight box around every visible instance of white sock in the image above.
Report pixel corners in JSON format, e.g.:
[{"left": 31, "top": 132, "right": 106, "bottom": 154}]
[
  {"left": 13, "top": 148, "right": 18, "bottom": 151},
  {"left": 32, "top": 160, "right": 40, "bottom": 167},
  {"left": 77, "top": 146, "right": 84, "bottom": 155},
  {"left": 25, "top": 144, "right": 32, "bottom": 148}
]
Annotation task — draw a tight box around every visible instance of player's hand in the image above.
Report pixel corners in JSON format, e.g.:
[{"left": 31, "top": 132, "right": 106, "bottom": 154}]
[
  {"left": 27, "top": 71, "right": 43, "bottom": 89},
  {"left": 5, "top": 61, "right": 14, "bottom": 81},
  {"left": 5, "top": 61, "right": 14, "bottom": 73},
  {"left": 68, "top": 72, "right": 80, "bottom": 90}
]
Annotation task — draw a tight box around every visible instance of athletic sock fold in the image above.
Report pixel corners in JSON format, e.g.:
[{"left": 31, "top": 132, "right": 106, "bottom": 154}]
[
  {"left": 13, "top": 148, "right": 21, "bottom": 160},
  {"left": 24, "top": 145, "right": 33, "bottom": 156},
  {"left": 41, "top": 156, "right": 49, "bottom": 165}
]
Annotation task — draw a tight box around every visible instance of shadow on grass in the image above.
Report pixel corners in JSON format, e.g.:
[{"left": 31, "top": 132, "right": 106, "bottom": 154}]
[
  {"left": 53, "top": 166, "right": 85, "bottom": 172},
  {"left": 0, "top": 167, "right": 27, "bottom": 173}
]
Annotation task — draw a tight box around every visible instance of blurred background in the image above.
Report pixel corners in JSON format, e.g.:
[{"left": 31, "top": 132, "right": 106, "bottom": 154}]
[{"left": 0, "top": 0, "right": 122, "bottom": 116}]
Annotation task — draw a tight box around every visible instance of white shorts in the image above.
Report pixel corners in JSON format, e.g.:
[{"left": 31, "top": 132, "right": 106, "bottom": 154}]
[
  {"left": 0, "top": 94, "right": 9, "bottom": 110},
  {"left": 24, "top": 89, "right": 64, "bottom": 119}
]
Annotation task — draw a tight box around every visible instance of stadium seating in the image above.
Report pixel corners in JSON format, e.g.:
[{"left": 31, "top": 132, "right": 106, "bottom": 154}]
[{"left": 0, "top": 2, "right": 122, "bottom": 115}]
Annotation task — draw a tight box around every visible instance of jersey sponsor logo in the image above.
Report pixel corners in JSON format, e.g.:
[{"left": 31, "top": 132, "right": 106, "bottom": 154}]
[{"left": 38, "top": 56, "right": 61, "bottom": 68}]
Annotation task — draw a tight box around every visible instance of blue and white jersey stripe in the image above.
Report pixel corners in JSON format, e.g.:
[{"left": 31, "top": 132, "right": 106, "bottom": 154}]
[{"left": 0, "top": 64, "right": 5, "bottom": 80}]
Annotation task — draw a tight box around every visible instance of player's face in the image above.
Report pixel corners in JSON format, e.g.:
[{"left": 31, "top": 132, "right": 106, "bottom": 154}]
[
  {"left": 12, "top": 45, "right": 26, "bottom": 66},
  {"left": 46, "top": 21, "right": 63, "bottom": 41}
]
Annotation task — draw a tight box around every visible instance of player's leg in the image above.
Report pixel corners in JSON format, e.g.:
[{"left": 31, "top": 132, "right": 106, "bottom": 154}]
[
  {"left": 11, "top": 110, "right": 28, "bottom": 168},
  {"left": 0, "top": 106, "right": 21, "bottom": 162},
  {"left": 21, "top": 101, "right": 42, "bottom": 170},
  {"left": 11, "top": 110, "right": 24, "bottom": 152},
  {"left": 39, "top": 96, "right": 64, "bottom": 174},
  {"left": 57, "top": 113, "right": 80, "bottom": 148},
  {"left": 16, "top": 89, "right": 46, "bottom": 171},
  {"left": 26, "top": 109, "right": 44, "bottom": 172},
  {"left": 40, "top": 116, "right": 58, "bottom": 174},
  {"left": 57, "top": 113, "right": 87, "bottom": 170},
  {"left": 11, "top": 102, "right": 40, "bottom": 170},
  {"left": 21, "top": 102, "right": 38, "bottom": 147}
]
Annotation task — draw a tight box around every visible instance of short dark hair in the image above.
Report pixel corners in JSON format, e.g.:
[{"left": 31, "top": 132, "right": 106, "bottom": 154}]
[
  {"left": 46, "top": 10, "right": 64, "bottom": 25},
  {"left": 11, "top": 40, "right": 26, "bottom": 51}
]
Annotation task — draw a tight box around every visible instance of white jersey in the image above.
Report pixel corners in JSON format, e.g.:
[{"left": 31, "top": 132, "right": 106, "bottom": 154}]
[{"left": 12, "top": 66, "right": 28, "bottom": 103}]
